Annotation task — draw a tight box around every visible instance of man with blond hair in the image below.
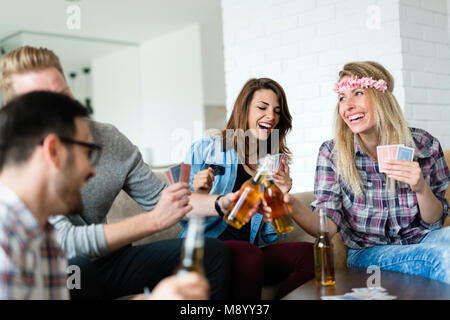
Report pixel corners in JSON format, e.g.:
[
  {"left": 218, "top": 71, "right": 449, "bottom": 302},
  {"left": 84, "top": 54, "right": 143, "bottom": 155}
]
[{"left": 0, "top": 45, "right": 231, "bottom": 300}]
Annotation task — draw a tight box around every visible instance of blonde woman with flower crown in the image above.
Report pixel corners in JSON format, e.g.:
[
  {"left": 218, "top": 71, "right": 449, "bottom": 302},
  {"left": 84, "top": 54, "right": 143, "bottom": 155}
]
[{"left": 266, "top": 61, "right": 450, "bottom": 284}]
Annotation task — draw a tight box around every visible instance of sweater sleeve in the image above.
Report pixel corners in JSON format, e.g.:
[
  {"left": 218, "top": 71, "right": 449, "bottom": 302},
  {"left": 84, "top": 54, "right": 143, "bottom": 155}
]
[
  {"left": 49, "top": 121, "right": 167, "bottom": 259},
  {"left": 48, "top": 215, "right": 109, "bottom": 259}
]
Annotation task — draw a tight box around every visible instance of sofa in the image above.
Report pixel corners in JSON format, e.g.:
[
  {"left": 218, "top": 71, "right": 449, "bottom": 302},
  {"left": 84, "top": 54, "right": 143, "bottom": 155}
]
[{"left": 107, "top": 149, "right": 450, "bottom": 299}]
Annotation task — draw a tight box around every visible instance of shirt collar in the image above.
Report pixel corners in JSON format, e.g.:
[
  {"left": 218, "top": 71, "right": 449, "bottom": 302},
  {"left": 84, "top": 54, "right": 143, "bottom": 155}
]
[
  {"left": 0, "top": 183, "right": 47, "bottom": 240},
  {"left": 353, "top": 135, "right": 367, "bottom": 156}
]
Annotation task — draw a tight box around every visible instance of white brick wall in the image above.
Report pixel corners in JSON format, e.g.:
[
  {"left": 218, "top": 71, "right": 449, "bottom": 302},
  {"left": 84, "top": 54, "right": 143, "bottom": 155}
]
[
  {"left": 400, "top": 0, "right": 450, "bottom": 148},
  {"left": 221, "top": 0, "right": 450, "bottom": 192},
  {"left": 448, "top": 0, "right": 450, "bottom": 37}
]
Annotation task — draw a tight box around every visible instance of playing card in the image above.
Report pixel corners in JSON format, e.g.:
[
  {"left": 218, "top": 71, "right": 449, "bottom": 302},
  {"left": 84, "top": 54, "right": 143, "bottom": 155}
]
[
  {"left": 396, "top": 145, "right": 414, "bottom": 161},
  {"left": 164, "top": 163, "right": 183, "bottom": 184},
  {"left": 377, "top": 145, "right": 391, "bottom": 173},
  {"left": 165, "top": 170, "right": 174, "bottom": 184},
  {"left": 170, "top": 164, "right": 182, "bottom": 183},
  {"left": 179, "top": 163, "right": 191, "bottom": 183},
  {"left": 321, "top": 294, "right": 362, "bottom": 300},
  {"left": 321, "top": 287, "right": 396, "bottom": 300},
  {"left": 348, "top": 287, "right": 396, "bottom": 300},
  {"left": 377, "top": 145, "right": 401, "bottom": 172},
  {"left": 279, "top": 154, "right": 286, "bottom": 172},
  {"left": 271, "top": 153, "right": 286, "bottom": 172}
]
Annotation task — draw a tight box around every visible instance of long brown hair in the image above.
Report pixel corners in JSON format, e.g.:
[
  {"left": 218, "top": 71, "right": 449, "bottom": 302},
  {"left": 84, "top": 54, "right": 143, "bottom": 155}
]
[
  {"left": 222, "top": 78, "right": 292, "bottom": 170},
  {"left": 334, "top": 61, "right": 415, "bottom": 195}
]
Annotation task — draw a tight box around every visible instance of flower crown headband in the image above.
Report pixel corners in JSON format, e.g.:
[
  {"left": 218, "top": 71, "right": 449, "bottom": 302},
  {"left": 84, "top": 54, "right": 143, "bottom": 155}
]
[{"left": 334, "top": 76, "right": 388, "bottom": 93}]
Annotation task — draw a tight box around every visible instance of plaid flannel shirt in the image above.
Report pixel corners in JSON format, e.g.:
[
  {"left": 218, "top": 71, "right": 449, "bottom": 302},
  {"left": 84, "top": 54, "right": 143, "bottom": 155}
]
[
  {"left": 312, "top": 128, "right": 450, "bottom": 250},
  {"left": 0, "top": 184, "right": 69, "bottom": 300}
]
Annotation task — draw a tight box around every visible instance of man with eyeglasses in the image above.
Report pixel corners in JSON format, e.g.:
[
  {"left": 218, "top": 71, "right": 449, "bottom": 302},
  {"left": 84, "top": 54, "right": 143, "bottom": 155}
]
[
  {"left": 0, "top": 91, "right": 95, "bottom": 299},
  {"left": 0, "top": 91, "right": 210, "bottom": 301},
  {"left": 0, "top": 46, "right": 230, "bottom": 300}
]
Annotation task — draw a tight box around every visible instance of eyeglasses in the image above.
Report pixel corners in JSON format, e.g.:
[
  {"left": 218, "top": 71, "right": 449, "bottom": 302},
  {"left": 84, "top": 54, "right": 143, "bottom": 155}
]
[{"left": 58, "top": 136, "right": 102, "bottom": 166}]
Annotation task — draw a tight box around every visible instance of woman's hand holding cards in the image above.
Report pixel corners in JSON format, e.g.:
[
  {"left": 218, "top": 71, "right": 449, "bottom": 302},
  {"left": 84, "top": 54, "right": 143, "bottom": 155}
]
[
  {"left": 384, "top": 160, "right": 427, "bottom": 193},
  {"left": 272, "top": 156, "right": 292, "bottom": 194}
]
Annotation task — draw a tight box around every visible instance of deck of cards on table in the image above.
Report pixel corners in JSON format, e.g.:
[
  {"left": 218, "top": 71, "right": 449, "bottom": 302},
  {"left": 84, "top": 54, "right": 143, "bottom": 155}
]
[
  {"left": 165, "top": 162, "right": 191, "bottom": 184},
  {"left": 376, "top": 145, "right": 415, "bottom": 173},
  {"left": 321, "top": 287, "right": 397, "bottom": 300}
]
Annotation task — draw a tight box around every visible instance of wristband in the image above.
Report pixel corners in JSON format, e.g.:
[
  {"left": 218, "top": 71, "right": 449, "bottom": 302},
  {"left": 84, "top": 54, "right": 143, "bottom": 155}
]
[{"left": 215, "top": 195, "right": 225, "bottom": 218}]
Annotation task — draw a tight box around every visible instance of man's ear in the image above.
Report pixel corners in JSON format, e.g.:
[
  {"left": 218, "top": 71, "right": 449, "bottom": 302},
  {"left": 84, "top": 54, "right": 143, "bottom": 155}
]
[{"left": 41, "top": 134, "right": 65, "bottom": 169}]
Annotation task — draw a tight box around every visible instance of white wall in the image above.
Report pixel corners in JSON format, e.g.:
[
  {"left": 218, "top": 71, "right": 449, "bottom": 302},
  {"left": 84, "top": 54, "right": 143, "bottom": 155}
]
[
  {"left": 91, "top": 47, "right": 142, "bottom": 148},
  {"left": 448, "top": 0, "right": 450, "bottom": 37},
  {"left": 200, "top": 3, "right": 227, "bottom": 108},
  {"left": 221, "top": 0, "right": 406, "bottom": 192},
  {"left": 140, "top": 24, "right": 205, "bottom": 167},
  {"left": 90, "top": 23, "right": 226, "bottom": 168},
  {"left": 399, "top": 0, "right": 450, "bottom": 148}
]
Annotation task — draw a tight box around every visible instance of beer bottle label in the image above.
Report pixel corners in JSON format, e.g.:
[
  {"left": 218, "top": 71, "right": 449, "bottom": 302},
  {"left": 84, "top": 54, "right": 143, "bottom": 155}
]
[{"left": 227, "top": 187, "right": 250, "bottom": 221}]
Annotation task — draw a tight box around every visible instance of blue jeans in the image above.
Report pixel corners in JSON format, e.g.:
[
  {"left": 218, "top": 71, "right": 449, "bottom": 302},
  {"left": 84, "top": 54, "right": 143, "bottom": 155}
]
[{"left": 347, "top": 227, "right": 450, "bottom": 284}]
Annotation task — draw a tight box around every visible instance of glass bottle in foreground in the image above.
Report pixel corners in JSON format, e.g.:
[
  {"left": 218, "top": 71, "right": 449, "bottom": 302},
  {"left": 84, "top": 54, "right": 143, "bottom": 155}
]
[
  {"left": 225, "top": 165, "right": 265, "bottom": 229},
  {"left": 313, "top": 208, "right": 336, "bottom": 286},
  {"left": 175, "top": 216, "right": 205, "bottom": 276},
  {"left": 260, "top": 156, "right": 294, "bottom": 235}
]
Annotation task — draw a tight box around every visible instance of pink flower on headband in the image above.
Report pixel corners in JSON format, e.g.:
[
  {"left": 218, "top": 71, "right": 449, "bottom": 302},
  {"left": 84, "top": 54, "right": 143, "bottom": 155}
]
[{"left": 334, "top": 76, "right": 388, "bottom": 93}]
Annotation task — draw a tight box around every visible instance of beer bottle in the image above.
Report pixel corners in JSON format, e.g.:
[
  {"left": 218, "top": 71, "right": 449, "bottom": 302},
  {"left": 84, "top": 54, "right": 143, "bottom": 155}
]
[
  {"left": 313, "top": 209, "right": 336, "bottom": 286},
  {"left": 225, "top": 164, "right": 265, "bottom": 229},
  {"left": 260, "top": 170, "right": 294, "bottom": 235},
  {"left": 175, "top": 216, "right": 205, "bottom": 276}
]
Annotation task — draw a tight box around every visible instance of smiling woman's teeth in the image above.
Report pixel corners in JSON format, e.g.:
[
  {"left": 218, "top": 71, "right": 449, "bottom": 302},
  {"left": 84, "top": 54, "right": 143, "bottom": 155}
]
[
  {"left": 258, "top": 123, "right": 271, "bottom": 133},
  {"left": 349, "top": 114, "right": 364, "bottom": 122}
]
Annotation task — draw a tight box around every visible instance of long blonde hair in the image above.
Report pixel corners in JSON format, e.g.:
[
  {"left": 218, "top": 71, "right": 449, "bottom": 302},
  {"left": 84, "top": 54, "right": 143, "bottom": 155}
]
[{"left": 334, "top": 61, "right": 415, "bottom": 196}]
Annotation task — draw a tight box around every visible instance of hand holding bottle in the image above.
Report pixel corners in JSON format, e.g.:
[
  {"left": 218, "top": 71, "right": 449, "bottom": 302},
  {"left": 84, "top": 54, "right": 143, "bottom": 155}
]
[
  {"left": 134, "top": 272, "right": 209, "bottom": 300},
  {"left": 219, "top": 190, "right": 261, "bottom": 226}
]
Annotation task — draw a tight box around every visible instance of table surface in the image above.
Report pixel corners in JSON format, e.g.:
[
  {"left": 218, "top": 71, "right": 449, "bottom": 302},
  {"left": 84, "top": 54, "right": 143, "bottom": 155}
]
[{"left": 282, "top": 267, "right": 450, "bottom": 300}]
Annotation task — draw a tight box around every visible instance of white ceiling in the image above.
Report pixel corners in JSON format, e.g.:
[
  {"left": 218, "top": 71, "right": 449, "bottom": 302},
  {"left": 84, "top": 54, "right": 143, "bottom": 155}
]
[
  {"left": 0, "top": 0, "right": 222, "bottom": 70},
  {"left": 0, "top": 0, "right": 221, "bottom": 43}
]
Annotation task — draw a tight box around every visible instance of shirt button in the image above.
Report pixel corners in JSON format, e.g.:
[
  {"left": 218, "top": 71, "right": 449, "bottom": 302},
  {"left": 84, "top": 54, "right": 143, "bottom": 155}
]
[{"left": 383, "top": 207, "right": 388, "bottom": 211}]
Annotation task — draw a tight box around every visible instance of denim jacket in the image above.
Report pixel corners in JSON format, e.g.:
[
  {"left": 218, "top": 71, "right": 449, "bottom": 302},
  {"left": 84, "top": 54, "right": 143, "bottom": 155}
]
[{"left": 178, "top": 135, "right": 279, "bottom": 246}]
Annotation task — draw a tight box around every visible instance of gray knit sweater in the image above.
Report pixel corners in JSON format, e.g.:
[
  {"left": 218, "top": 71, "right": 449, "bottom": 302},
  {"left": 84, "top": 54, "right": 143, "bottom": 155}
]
[{"left": 49, "top": 120, "right": 167, "bottom": 259}]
